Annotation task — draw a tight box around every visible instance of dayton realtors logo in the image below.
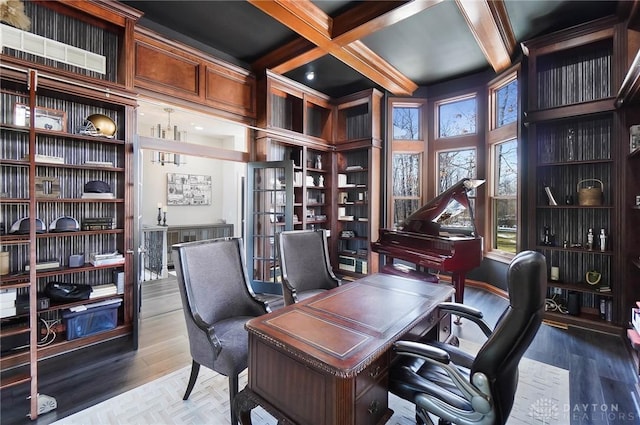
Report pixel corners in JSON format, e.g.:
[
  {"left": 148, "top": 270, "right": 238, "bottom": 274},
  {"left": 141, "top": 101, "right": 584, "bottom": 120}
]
[{"left": 529, "top": 399, "right": 637, "bottom": 423}]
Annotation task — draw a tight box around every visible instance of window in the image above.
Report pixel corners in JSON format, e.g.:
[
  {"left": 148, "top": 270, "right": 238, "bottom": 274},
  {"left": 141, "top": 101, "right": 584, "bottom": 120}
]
[
  {"left": 487, "top": 70, "right": 519, "bottom": 257},
  {"left": 392, "top": 105, "right": 421, "bottom": 140},
  {"left": 392, "top": 153, "right": 421, "bottom": 227},
  {"left": 388, "top": 99, "right": 426, "bottom": 228},
  {"left": 491, "top": 139, "right": 518, "bottom": 253},
  {"left": 437, "top": 96, "right": 477, "bottom": 138}
]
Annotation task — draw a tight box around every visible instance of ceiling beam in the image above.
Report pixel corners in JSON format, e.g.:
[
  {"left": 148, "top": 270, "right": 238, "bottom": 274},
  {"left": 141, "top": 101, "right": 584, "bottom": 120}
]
[
  {"left": 331, "top": 0, "right": 443, "bottom": 45},
  {"left": 249, "top": 0, "right": 418, "bottom": 95},
  {"left": 455, "top": 0, "right": 515, "bottom": 73}
]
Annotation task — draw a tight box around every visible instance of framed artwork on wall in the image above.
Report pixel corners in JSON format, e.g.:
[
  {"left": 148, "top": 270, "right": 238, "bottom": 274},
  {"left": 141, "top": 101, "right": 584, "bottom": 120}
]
[{"left": 167, "top": 173, "right": 212, "bottom": 205}]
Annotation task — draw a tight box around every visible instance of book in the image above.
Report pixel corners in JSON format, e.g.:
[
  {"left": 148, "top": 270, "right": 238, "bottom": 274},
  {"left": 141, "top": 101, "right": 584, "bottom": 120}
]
[
  {"left": 82, "top": 193, "right": 115, "bottom": 199},
  {"left": 544, "top": 186, "right": 558, "bottom": 206},
  {"left": 85, "top": 160, "right": 114, "bottom": 167},
  {"left": 90, "top": 284, "right": 118, "bottom": 299}
]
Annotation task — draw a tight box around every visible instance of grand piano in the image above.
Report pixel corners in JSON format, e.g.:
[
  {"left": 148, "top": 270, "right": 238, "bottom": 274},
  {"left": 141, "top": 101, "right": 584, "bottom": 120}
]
[{"left": 372, "top": 178, "right": 484, "bottom": 304}]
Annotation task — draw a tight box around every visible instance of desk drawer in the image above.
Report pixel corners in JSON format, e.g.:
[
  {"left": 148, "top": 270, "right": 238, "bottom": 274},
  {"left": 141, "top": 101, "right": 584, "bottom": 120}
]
[
  {"left": 355, "top": 375, "right": 388, "bottom": 425},
  {"left": 355, "top": 352, "right": 388, "bottom": 396}
]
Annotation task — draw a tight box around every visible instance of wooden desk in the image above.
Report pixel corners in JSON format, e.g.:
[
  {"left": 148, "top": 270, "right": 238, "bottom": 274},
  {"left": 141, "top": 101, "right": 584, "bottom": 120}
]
[{"left": 235, "top": 273, "right": 454, "bottom": 425}]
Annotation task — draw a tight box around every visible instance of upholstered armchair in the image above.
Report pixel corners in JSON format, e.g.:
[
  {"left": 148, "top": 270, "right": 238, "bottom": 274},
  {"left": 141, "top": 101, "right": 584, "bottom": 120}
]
[
  {"left": 389, "top": 250, "right": 546, "bottom": 425},
  {"left": 172, "top": 237, "right": 269, "bottom": 425},
  {"left": 276, "top": 229, "right": 341, "bottom": 306}
]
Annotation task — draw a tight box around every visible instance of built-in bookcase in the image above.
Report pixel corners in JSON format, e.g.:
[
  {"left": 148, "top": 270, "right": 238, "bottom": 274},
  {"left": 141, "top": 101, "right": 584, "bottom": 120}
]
[
  {"left": 524, "top": 16, "right": 632, "bottom": 332},
  {"left": 0, "top": 1, "right": 139, "bottom": 418}
]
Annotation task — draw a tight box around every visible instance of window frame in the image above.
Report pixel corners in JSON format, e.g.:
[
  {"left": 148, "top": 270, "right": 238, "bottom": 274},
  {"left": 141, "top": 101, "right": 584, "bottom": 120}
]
[{"left": 485, "top": 67, "right": 521, "bottom": 262}]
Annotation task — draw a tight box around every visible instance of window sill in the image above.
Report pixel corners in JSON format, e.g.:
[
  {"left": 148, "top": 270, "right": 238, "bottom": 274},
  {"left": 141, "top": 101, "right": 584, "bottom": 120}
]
[{"left": 484, "top": 250, "right": 514, "bottom": 264}]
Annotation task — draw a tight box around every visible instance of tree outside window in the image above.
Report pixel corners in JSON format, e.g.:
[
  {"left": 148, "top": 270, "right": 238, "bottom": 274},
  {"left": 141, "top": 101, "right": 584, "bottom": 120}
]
[
  {"left": 437, "top": 149, "right": 476, "bottom": 194},
  {"left": 393, "top": 106, "right": 420, "bottom": 140},
  {"left": 492, "top": 139, "right": 517, "bottom": 253},
  {"left": 438, "top": 97, "right": 476, "bottom": 138},
  {"left": 392, "top": 153, "right": 420, "bottom": 227},
  {"left": 496, "top": 80, "right": 517, "bottom": 127}
]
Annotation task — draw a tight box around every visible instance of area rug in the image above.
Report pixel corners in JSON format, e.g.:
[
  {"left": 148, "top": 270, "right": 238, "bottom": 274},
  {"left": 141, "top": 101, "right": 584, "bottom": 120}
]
[{"left": 53, "top": 342, "right": 569, "bottom": 425}]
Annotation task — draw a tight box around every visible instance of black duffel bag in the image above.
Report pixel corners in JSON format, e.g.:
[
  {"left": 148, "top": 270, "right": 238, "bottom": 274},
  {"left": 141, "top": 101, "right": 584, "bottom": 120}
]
[{"left": 45, "top": 282, "right": 92, "bottom": 301}]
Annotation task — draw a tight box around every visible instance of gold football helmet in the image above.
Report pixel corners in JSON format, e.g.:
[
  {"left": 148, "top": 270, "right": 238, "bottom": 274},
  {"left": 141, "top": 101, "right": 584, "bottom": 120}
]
[{"left": 79, "top": 114, "right": 117, "bottom": 138}]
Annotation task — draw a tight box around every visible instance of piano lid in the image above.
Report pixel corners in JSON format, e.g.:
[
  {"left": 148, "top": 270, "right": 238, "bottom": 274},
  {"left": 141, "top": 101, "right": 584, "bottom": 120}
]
[{"left": 400, "top": 178, "right": 485, "bottom": 238}]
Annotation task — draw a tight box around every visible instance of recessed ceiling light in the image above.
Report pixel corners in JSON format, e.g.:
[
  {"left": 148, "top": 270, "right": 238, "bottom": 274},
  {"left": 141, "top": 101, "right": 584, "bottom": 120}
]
[
  {"left": 305, "top": 71, "right": 315, "bottom": 81},
  {"left": 194, "top": 126, "right": 204, "bottom": 131}
]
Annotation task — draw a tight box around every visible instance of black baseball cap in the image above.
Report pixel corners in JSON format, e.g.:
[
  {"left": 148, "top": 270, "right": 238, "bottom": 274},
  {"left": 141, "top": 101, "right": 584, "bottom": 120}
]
[{"left": 84, "top": 180, "right": 112, "bottom": 193}]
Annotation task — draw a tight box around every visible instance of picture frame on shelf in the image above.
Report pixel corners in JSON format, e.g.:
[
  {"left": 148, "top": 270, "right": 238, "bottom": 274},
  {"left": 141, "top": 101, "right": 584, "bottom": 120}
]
[
  {"left": 14, "top": 103, "right": 67, "bottom": 132},
  {"left": 35, "top": 176, "right": 61, "bottom": 198}
]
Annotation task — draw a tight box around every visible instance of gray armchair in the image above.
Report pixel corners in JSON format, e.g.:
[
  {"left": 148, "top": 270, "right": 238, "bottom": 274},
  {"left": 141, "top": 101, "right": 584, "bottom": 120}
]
[
  {"left": 276, "top": 229, "right": 341, "bottom": 306},
  {"left": 172, "top": 237, "right": 269, "bottom": 425}
]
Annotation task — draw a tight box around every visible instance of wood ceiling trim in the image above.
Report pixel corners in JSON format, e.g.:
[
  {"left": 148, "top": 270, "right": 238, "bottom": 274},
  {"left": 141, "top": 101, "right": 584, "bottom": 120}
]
[
  {"left": 341, "top": 41, "right": 418, "bottom": 95},
  {"left": 331, "top": 0, "right": 443, "bottom": 45},
  {"left": 455, "top": 0, "right": 514, "bottom": 72},
  {"left": 249, "top": 0, "right": 419, "bottom": 95},
  {"left": 251, "top": 37, "right": 321, "bottom": 73}
]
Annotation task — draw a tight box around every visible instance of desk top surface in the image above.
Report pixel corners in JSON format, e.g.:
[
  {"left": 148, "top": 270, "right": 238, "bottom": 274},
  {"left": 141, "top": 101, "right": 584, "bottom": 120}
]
[{"left": 246, "top": 273, "right": 454, "bottom": 377}]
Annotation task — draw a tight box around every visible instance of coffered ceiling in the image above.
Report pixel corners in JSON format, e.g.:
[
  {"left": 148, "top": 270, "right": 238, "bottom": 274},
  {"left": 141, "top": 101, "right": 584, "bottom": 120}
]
[{"left": 122, "top": 0, "right": 623, "bottom": 98}]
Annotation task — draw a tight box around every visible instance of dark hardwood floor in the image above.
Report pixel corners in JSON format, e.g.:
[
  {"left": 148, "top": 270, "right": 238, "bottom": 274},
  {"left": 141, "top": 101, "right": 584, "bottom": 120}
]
[{"left": 2, "top": 277, "right": 638, "bottom": 425}]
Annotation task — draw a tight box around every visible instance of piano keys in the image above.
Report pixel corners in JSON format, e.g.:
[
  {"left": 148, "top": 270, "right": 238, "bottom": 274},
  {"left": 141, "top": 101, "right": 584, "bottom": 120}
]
[{"left": 372, "top": 178, "right": 484, "bottom": 304}]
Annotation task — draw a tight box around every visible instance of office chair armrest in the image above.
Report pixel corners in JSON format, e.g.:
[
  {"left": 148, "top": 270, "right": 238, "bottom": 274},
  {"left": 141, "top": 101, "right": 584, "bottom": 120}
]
[
  {"left": 394, "top": 340, "right": 490, "bottom": 411},
  {"left": 394, "top": 340, "right": 450, "bottom": 364},
  {"left": 438, "top": 302, "right": 493, "bottom": 337},
  {"left": 192, "top": 311, "right": 223, "bottom": 356}
]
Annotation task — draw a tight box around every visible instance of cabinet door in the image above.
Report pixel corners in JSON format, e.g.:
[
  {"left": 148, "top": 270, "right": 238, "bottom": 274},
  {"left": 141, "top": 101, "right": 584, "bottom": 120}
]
[{"left": 246, "top": 161, "right": 294, "bottom": 294}]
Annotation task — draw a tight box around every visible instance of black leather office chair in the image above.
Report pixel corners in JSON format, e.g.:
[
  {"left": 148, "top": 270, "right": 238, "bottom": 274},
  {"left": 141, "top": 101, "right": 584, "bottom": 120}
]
[
  {"left": 172, "top": 237, "right": 269, "bottom": 425},
  {"left": 389, "top": 250, "right": 546, "bottom": 425},
  {"left": 276, "top": 229, "right": 341, "bottom": 306}
]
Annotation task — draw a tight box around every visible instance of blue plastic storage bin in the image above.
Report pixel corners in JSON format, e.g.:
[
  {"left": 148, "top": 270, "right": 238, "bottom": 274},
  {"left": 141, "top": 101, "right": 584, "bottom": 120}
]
[{"left": 62, "top": 300, "right": 121, "bottom": 340}]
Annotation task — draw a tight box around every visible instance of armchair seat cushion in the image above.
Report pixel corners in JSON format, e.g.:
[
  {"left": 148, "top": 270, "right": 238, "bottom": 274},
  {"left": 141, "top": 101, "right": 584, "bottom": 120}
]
[
  {"left": 390, "top": 356, "right": 473, "bottom": 412},
  {"left": 210, "top": 316, "right": 255, "bottom": 376}
]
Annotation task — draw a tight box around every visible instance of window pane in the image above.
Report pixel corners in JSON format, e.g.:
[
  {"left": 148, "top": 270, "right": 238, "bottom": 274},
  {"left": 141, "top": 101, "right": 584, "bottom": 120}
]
[
  {"left": 496, "top": 139, "right": 518, "bottom": 196},
  {"left": 438, "top": 97, "right": 476, "bottom": 138},
  {"left": 394, "top": 199, "right": 420, "bottom": 228},
  {"left": 393, "top": 106, "right": 420, "bottom": 140},
  {"left": 393, "top": 153, "right": 420, "bottom": 196},
  {"left": 494, "top": 198, "right": 517, "bottom": 253},
  {"left": 496, "top": 80, "right": 517, "bottom": 127},
  {"left": 437, "top": 149, "right": 476, "bottom": 194}
]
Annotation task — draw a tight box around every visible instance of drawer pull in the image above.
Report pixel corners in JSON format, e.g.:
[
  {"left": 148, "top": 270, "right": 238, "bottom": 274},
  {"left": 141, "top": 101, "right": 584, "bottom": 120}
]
[
  {"left": 369, "top": 366, "right": 381, "bottom": 378},
  {"left": 368, "top": 400, "right": 379, "bottom": 415}
]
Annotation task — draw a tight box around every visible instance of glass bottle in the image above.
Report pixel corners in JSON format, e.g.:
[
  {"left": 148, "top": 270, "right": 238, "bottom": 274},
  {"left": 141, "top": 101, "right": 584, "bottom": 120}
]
[
  {"left": 587, "top": 228, "right": 594, "bottom": 250},
  {"left": 599, "top": 228, "right": 606, "bottom": 252},
  {"left": 567, "top": 128, "right": 576, "bottom": 161}
]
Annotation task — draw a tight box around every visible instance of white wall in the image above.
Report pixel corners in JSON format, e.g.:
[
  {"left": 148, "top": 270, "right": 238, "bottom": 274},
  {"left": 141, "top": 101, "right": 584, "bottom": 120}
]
[{"left": 137, "top": 99, "right": 248, "bottom": 237}]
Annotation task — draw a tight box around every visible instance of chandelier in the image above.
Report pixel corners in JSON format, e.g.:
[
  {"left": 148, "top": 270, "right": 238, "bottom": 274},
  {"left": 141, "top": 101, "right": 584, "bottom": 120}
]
[{"left": 151, "top": 108, "right": 186, "bottom": 166}]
